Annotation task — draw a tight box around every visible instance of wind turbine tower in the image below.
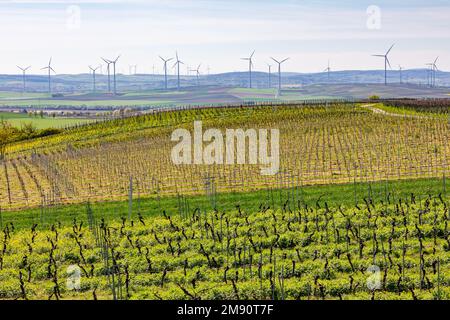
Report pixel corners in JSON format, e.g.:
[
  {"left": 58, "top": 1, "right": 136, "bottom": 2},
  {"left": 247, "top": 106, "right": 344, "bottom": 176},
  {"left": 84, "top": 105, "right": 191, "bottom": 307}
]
[
  {"left": 271, "top": 57, "right": 289, "bottom": 96},
  {"left": 372, "top": 44, "right": 394, "bottom": 85},
  {"left": 241, "top": 50, "right": 255, "bottom": 88},
  {"left": 173, "top": 52, "right": 184, "bottom": 91},
  {"left": 190, "top": 64, "right": 201, "bottom": 87},
  {"left": 41, "top": 57, "right": 55, "bottom": 94},
  {"left": 427, "top": 57, "right": 439, "bottom": 87},
  {"left": 111, "top": 55, "right": 120, "bottom": 95},
  {"left": 324, "top": 60, "right": 331, "bottom": 82},
  {"left": 102, "top": 58, "right": 112, "bottom": 93},
  {"left": 89, "top": 65, "right": 100, "bottom": 93},
  {"left": 159, "top": 56, "right": 173, "bottom": 90},
  {"left": 17, "top": 65, "right": 31, "bottom": 93},
  {"left": 267, "top": 64, "right": 272, "bottom": 88}
]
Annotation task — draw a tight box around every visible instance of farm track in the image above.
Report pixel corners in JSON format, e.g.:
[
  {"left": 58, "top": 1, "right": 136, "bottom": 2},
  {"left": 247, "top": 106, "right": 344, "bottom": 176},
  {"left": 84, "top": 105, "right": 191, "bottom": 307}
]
[{"left": 362, "top": 104, "right": 433, "bottom": 120}]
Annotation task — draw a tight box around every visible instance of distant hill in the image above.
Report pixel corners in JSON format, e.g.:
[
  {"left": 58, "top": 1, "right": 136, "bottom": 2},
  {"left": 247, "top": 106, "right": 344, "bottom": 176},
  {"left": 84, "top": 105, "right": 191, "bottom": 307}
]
[{"left": 0, "top": 69, "right": 448, "bottom": 93}]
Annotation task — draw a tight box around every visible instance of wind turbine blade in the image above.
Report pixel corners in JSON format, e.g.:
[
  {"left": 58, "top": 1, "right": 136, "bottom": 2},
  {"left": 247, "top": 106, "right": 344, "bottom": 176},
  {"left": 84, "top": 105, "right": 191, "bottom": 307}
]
[
  {"left": 281, "top": 58, "right": 289, "bottom": 64},
  {"left": 386, "top": 57, "right": 392, "bottom": 69},
  {"left": 159, "top": 56, "right": 165, "bottom": 62},
  {"left": 386, "top": 43, "right": 395, "bottom": 55},
  {"left": 25, "top": 66, "right": 31, "bottom": 71},
  {"left": 434, "top": 56, "right": 439, "bottom": 64},
  {"left": 250, "top": 50, "right": 255, "bottom": 59},
  {"left": 48, "top": 57, "right": 52, "bottom": 66},
  {"left": 114, "top": 55, "right": 121, "bottom": 62},
  {"left": 372, "top": 55, "right": 384, "bottom": 57},
  {"left": 271, "top": 57, "right": 280, "bottom": 64},
  {"left": 50, "top": 67, "right": 56, "bottom": 73}
]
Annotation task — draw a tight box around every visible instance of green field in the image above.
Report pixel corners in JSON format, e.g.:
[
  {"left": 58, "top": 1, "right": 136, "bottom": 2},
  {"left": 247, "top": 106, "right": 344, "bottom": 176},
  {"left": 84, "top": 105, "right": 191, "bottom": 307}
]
[
  {"left": 0, "top": 179, "right": 448, "bottom": 300},
  {"left": 0, "top": 112, "right": 94, "bottom": 129},
  {"left": 0, "top": 91, "right": 48, "bottom": 99},
  {"left": 0, "top": 99, "right": 175, "bottom": 108}
]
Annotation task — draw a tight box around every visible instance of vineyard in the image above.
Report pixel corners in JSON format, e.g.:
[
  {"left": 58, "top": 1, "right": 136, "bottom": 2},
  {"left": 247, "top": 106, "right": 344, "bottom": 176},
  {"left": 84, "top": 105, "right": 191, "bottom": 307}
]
[
  {"left": 0, "top": 194, "right": 449, "bottom": 300},
  {"left": 0, "top": 101, "right": 449, "bottom": 300},
  {"left": 0, "top": 103, "right": 449, "bottom": 210}
]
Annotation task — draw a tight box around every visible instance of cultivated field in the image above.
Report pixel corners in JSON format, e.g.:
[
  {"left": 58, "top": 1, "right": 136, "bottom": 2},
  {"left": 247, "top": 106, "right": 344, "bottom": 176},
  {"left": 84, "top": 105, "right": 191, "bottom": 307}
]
[
  {"left": 0, "top": 195, "right": 449, "bottom": 300},
  {"left": 0, "top": 103, "right": 449, "bottom": 210},
  {"left": 0, "top": 112, "right": 94, "bottom": 129}
]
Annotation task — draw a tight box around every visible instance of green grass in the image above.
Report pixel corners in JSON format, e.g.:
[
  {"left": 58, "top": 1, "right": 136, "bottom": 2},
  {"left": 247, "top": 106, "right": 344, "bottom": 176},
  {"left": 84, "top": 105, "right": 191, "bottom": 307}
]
[
  {"left": 2, "top": 177, "right": 447, "bottom": 231},
  {"left": 0, "top": 112, "right": 94, "bottom": 129},
  {"left": 0, "top": 99, "right": 175, "bottom": 108},
  {"left": 0, "top": 91, "right": 48, "bottom": 99},
  {"left": 229, "top": 88, "right": 278, "bottom": 94}
]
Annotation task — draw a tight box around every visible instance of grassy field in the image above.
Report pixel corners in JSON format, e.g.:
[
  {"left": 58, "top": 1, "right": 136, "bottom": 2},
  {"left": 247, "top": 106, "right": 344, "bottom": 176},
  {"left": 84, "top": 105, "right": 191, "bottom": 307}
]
[
  {"left": 0, "top": 91, "right": 48, "bottom": 99},
  {"left": 0, "top": 99, "right": 175, "bottom": 108},
  {"left": 0, "top": 112, "right": 94, "bottom": 129}
]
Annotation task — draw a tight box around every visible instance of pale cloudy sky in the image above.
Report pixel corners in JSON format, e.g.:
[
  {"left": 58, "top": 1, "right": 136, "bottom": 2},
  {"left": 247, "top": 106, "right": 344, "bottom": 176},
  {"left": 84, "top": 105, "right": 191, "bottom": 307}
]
[{"left": 0, "top": 0, "right": 449, "bottom": 74}]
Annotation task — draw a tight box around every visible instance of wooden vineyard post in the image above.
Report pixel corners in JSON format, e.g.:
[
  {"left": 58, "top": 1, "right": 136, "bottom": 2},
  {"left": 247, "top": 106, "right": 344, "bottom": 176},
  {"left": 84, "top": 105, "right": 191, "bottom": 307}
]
[
  {"left": 443, "top": 173, "right": 446, "bottom": 195},
  {"left": 128, "top": 176, "right": 133, "bottom": 221}
]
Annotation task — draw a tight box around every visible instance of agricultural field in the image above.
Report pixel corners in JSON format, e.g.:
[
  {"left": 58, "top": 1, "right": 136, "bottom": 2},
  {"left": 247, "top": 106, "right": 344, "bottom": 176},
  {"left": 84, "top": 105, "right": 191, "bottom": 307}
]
[
  {"left": 0, "top": 100, "right": 449, "bottom": 300},
  {"left": 1, "top": 102, "right": 449, "bottom": 210},
  {"left": 0, "top": 112, "right": 94, "bottom": 129}
]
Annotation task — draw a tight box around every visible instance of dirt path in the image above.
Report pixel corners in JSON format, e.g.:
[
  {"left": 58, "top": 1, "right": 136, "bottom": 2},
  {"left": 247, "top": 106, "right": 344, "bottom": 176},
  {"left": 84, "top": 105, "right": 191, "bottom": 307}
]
[{"left": 362, "top": 104, "right": 432, "bottom": 120}]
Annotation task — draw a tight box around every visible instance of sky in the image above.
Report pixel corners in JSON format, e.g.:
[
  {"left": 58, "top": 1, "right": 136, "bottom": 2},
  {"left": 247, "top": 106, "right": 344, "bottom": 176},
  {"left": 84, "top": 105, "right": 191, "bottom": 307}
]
[{"left": 0, "top": 0, "right": 449, "bottom": 75}]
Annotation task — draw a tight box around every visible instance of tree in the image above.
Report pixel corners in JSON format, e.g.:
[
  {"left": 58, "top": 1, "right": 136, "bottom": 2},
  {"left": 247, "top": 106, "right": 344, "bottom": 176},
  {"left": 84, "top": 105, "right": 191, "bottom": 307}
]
[{"left": 0, "top": 120, "right": 17, "bottom": 160}]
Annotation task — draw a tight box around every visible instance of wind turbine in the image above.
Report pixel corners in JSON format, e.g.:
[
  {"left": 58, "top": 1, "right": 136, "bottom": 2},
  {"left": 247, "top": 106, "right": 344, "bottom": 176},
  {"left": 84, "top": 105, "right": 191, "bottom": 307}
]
[
  {"left": 324, "top": 60, "right": 331, "bottom": 82},
  {"left": 173, "top": 51, "right": 184, "bottom": 90},
  {"left": 41, "top": 57, "right": 55, "bottom": 94},
  {"left": 17, "top": 65, "right": 31, "bottom": 93},
  {"left": 271, "top": 57, "right": 289, "bottom": 96},
  {"left": 128, "top": 64, "right": 137, "bottom": 75},
  {"left": 241, "top": 50, "right": 255, "bottom": 88},
  {"left": 102, "top": 57, "right": 112, "bottom": 93},
  {"left": 372, "top": 44, "right": 394, "bottom": 85},
  {"left": 110, "top": 55, "right": 120, "bottom": 95},
  {"left": 427, "top": 56, "right": 439, "bottom": 87},
  {"left": 89, "top": 65, "right": 100, "bottom": 93},
  {"left": 267, "top": 64, "right": 272, "bottom": 88},
  {"left": 190, "top": 64, "right": 201, "bottom": 87},
  {"left": 159, "top": 56, "right": 173, "bottom": 90}
]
